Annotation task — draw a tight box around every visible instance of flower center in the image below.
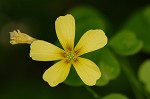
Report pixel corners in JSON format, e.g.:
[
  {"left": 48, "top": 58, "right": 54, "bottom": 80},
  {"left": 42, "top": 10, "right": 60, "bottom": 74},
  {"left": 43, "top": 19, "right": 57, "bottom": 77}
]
[{"left": 66, "top": 51, "right": 75, "bottom": 61}]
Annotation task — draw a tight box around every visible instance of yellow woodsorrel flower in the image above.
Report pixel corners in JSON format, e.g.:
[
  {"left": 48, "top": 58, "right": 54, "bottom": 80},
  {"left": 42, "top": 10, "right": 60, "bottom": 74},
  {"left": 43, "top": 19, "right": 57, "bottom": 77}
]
[{"left": 30, "top": 14, "right": 108, "bottom": 87}]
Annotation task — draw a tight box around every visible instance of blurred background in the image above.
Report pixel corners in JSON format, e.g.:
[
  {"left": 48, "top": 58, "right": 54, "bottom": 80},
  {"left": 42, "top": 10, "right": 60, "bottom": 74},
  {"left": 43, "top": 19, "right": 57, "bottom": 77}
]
[{"left": 0, "top": 0, "right": 150, "bottom": 99}]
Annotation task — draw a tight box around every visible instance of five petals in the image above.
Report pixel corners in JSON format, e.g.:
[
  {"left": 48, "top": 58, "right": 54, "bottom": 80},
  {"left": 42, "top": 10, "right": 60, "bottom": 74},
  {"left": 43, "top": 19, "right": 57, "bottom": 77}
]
[{"left": 29, "top": 14, "right": 107, "bottom": 87}]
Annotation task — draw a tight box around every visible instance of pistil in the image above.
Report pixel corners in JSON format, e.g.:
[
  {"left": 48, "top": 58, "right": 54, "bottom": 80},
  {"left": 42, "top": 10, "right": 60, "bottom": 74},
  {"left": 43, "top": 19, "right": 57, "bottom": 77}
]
[{"left": 66, "top": 51, "right": 75, "bottom": 61}]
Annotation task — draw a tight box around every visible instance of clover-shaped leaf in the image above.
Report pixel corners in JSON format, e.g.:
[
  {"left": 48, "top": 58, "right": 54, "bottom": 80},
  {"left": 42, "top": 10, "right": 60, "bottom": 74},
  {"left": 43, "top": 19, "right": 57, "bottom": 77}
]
[
  {"left": 95, "top": 48, "right": 120, "bottom": 86},
  {"left": 102, "top": 93, "right": 128, "bottom": 99},
  {"left": 123, "top": 6, "right": 150, "bottom": 53},
  {"left": 138, "top": 59, "right": 150, "bottom": 92},
  {"left": 109, "top": 30, "right": 143, "bottom": 56}
]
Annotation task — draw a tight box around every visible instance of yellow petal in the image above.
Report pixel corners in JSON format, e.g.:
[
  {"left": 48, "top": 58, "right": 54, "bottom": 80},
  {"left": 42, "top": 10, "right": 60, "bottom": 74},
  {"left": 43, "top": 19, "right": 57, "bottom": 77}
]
[
  {"left": 43, "top": 59, "right": 71, "bottom": 87},
  {"left": 30, "top": 40, "right": 65, "bottom": 61},
  {"left": 74, "top": 29, "right": 108, "bottom": 56},
  {"left": 72, "top": 57, "right": 101, "bottom": 86},
  {"left": 55, "top": 14, "right": 75, "bottom": 51}
]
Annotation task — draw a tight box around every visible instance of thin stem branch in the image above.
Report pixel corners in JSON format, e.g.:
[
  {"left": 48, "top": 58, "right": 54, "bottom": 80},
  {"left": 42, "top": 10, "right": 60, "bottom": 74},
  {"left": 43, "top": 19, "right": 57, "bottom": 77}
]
[
  {"left": 120, "top": 57, "right": 150, "bottom": 99},
  {"left": 84, "top": 86, "right": 101, "bottom": 99}
]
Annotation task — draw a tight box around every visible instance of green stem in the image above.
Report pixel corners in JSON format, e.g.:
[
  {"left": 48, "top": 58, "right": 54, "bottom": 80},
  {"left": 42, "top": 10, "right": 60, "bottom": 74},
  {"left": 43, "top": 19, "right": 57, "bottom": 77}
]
[
  {"left": 85, "top": 86, "right": 101, "bottom": 99},
  {"left": 120, "top": 57, "right": 150, "bottom": 99}
]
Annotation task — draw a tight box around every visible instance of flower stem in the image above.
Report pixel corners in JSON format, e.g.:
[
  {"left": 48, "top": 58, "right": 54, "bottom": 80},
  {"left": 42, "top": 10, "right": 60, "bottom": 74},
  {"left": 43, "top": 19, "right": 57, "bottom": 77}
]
[
  {"left": 84, "top": 86, "right": 101, "bottom": 99},
  {"left": 120, "top": 57, "right": 150, "bottom": 99}
]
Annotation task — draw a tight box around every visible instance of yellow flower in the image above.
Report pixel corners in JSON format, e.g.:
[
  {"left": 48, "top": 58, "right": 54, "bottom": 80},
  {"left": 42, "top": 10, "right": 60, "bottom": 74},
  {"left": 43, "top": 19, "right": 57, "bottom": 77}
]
[
  {"left": 30, "top": 14, "right": 108, "bottom": 87},
  {"left": 9, "top": 30, "right": 36, "bottom": 45}
]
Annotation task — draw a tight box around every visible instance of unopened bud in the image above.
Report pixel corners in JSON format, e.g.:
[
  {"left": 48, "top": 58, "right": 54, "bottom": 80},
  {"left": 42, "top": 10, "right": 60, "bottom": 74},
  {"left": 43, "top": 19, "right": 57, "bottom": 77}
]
[{"left": 10, "top": 30, "right": 37, "bottom": 45}]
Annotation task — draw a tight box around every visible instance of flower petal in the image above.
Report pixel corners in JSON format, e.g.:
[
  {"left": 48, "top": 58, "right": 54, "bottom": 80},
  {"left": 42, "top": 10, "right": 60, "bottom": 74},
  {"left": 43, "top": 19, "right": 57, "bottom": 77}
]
[
  {"left": 43, "top": 59, "right": 71, "bottom": 87},
  {"left": 72, "top": 57, "right": 101, "bottom": 86},
  {"left": 30, "top": 40, "right": 65, "bottom": 61},
  {"left": 55, "top": 14, "right": 75, "bottom": 51},
  {"left": 74, "top": 29, "right": 108, "bottom": 56}
]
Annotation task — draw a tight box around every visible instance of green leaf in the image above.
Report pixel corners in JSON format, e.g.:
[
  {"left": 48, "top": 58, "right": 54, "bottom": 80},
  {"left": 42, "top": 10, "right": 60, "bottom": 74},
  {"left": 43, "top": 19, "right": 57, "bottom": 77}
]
[
  {"left": 123, "top": 6, "right": 150, "bottom": 53},
  {"left": 75, "top": 17, "right": 106, "bottom": 44},
  {"left": 96, "top": 68, "right": 109, "bottom": 86},
  {"left": 68, "top": 6, "right": 111, "bottom": 44},
  {"left": 68, "top": 5, "right": 102, "bottom": 21},
  {"left": 96, "top": 48, "right": 120, "bottom": 86},
  {"left": 109, "top": 30, "right": 143, "bottom": 56},
  {"left": 102, "top": 93, "right": 128, "bottom": 99},
  {"left": 138, "top": 59, "right": 150, "bottom": 92}
]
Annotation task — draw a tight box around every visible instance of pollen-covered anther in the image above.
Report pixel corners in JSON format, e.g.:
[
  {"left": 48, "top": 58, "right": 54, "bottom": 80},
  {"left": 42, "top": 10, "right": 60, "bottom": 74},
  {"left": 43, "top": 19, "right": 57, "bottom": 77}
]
[
  {"left": 9, "top": 30, "right": 37, "bottom": 45},
  {"left": 66, "top": 51, "right": 75, "bottom": 61}
]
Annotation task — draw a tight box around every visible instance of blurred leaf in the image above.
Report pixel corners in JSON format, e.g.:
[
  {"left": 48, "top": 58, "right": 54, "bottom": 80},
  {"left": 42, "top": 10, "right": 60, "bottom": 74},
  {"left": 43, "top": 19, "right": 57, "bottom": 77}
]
[
  {"left": 123, "top": 6, "right": 150, "bottom": 53},
  {"left": 146, "top": 84, "right": 150, "bottom": 93},
  {"left": 69, "top": 6, "right": 111, "bottom": 44},
  {"left": 68, "top": 6, "right": 101, "bottom": 21},
  {"left": 109, "top": 30, "right": 143, "bottom": 56},
  {"left": 102, "top": 93, "right": 128, "bottom": 99},
  {"left": 75, "top": 17, "right": 106, "bottom": 44},
  {"left": 96, "top": 48, "right": 120, "bottom": 86},
  {"left": 64, "top": 66, "right": 84, "bottom": 86},
  {"left": 96, "top": 67, "right": 110, "bottom": 86},
  {"left": 138, "top": 59, "right": 150, "bottom": 92}
]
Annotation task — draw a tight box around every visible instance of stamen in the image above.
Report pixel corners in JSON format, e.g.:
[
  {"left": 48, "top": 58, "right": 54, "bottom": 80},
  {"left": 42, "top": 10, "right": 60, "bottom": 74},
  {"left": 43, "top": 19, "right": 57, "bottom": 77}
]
[
  {"left": 66, "top": 51, "right": 75, "bottom": 61},
  {"left": 9, "top": 30, "right": 37, "bottom": 45}
]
